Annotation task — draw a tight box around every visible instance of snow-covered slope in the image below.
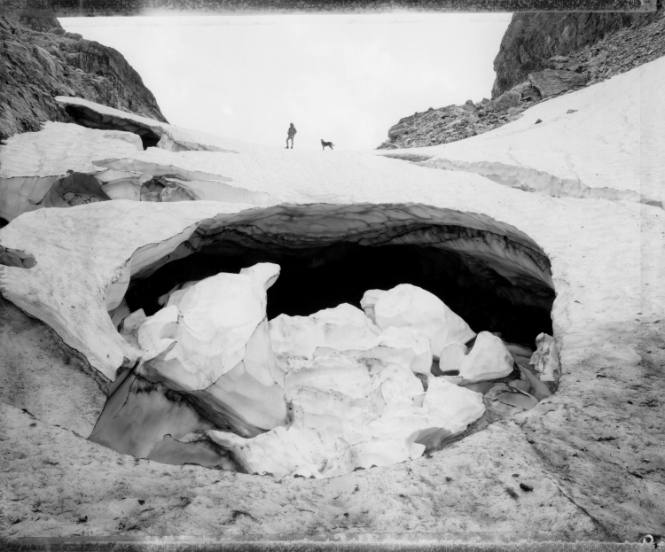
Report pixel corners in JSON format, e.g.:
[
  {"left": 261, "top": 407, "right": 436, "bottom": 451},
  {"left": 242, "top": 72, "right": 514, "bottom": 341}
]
[
  {"left": 380, "top": 56, "right": 664, "bottom": 205},
  {"left": 0, "top": 122, "right": 143, "bottom": 178}
]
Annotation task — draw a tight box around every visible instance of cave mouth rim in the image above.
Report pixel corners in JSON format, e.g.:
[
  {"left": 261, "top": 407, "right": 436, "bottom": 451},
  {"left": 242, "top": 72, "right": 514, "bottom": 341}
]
[
  {"left": 122, "top": 202, "right": 556, "bottom": 350},
  {"left": 100, "top": 202, "right": 561, "bottom": 477}
]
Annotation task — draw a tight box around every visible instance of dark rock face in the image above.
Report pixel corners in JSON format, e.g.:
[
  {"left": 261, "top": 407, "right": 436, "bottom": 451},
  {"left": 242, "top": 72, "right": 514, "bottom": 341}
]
[
  {"left": 527, "top": 68, "right": 589, "bottom": 98},
  {"left": 491, "top": 11, "right": 659, "bottom": 98},
  {"left": 380, "top": 9, "right": 665, "bottom": 149},
  {"left": 0, "top": 4, "right": 166, "bottom": 142},
  {"left": 378, "top": 90, "right": 542, "bottom": 149}
]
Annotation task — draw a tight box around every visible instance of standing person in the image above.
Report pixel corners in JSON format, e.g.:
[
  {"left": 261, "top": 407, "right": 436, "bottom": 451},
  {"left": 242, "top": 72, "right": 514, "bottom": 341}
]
[{"left": 285, "top": 122, "right": 296, "bottom": 149}]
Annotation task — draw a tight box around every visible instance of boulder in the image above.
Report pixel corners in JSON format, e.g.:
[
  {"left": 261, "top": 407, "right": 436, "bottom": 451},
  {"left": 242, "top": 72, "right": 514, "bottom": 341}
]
[
  {"left": 458, "top": 331, "right": 515, "bottom": 383},
  {"left": 361, "top": 284, "right": 475, "bottom": 357},
  {"left": 512, "top": 81, "right": 542, "bottom": 102},
  {"left": 492, "top": 88, "right": 522, "bottom": 111},
  {"left": 528, "top": 69, "right": 590, "bottom": 98}
]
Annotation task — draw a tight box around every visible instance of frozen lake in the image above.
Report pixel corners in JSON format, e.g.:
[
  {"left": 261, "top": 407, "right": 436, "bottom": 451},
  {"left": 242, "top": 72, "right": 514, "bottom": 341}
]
[{"left": 61, "top": 12, "right": 511, "bottom": 150}]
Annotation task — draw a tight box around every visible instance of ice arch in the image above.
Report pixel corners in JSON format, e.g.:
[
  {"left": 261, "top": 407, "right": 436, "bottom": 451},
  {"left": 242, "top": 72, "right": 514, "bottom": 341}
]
[
  {"left": 125, "top": 203, "right": 554, "bottom": 346},
  {"left": 61, "top": 102, "right": 162, "bottom": 149}
]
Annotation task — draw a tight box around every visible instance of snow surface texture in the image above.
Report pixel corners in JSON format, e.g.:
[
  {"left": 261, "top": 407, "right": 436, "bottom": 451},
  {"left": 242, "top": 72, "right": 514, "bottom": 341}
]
[
  {"left": 0, "top": 56, "right": 664, "bottom": 538},
  {"left": 381, "top": 57, "right": 665, "bottom": 206},
  {"left": 0, "top": 122, "right": 143, "bottom": 178}
]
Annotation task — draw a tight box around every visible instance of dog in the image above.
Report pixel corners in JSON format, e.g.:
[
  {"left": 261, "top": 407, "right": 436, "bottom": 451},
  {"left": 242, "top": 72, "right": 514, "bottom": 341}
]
[{"left": 320, "top": 139, "right": 334, "bottom": 151}]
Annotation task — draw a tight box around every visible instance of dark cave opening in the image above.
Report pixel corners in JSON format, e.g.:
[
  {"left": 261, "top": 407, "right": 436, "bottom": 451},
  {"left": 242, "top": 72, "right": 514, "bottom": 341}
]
[
  {"left": 106, "top": 205, "right": 558, "bottom": 472},
  {"left": 125, "top": 236, "right": 554, "bottom": 347}
]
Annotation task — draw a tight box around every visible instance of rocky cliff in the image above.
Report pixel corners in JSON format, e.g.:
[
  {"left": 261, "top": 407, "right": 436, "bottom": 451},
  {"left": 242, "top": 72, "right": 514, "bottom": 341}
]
[
  {"left": 491, "top": 10, "right": 660, "bottom": 98},
  {"left": 0, "top": 1, "right": 166, "bottom": 142},
  {"left": 380, "top": 7, "right": 664, "bottom": 149}
]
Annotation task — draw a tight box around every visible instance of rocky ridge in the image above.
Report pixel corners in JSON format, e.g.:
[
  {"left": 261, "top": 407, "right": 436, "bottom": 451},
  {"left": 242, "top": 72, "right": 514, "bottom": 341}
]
[
  {"left": 491, "top": 10, "right": 661, "bottom": 97},
  {"left": 379, "top": 8, "right": 665, "bottom": 149},
  {"left": 0, "top": 4, "right": 166, "bottom": 142}
]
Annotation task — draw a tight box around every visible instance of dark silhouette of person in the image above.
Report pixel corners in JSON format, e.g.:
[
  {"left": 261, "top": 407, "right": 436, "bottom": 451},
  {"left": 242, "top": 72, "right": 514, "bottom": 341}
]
[{"left": 286, "top": 123, "right": 296, "bottom": 149}]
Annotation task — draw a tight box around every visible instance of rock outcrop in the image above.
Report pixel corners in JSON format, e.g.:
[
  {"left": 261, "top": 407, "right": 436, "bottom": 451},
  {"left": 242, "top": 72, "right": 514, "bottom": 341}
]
[
  {"left": 491, "top": 10, "right": 660, "bottom": 97},
  {"left": 379, "top": 8, "right": 665, "bottom": 149},
  {"left": 0, "top": 3, "right": 166, "bottom": 143}
]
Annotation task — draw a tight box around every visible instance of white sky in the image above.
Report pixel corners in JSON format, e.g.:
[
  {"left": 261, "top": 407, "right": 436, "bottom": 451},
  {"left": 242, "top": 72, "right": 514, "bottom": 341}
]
[{"left": 60, "top": 12, "right": 511, "bottom": 150}]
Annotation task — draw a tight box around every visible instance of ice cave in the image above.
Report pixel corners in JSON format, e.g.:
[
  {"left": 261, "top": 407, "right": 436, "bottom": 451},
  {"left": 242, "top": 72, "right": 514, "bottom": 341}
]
[
  {"left": 125, "top": 203, "right": 554, "bottom": 345},
  {"left": 90, "top": 202, "right": 558, "bottom": 479},
  {"left": 2, "top": 4, "right": 663, "bottom": 539}
]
